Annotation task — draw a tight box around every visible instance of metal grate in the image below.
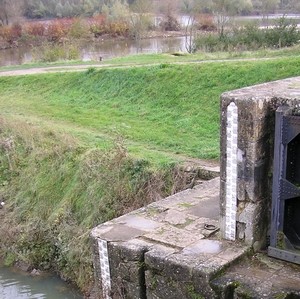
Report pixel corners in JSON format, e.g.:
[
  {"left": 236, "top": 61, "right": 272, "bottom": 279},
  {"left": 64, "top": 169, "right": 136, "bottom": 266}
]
[{"left": 268, "top": 106, "right": 300, "bottom": 264}]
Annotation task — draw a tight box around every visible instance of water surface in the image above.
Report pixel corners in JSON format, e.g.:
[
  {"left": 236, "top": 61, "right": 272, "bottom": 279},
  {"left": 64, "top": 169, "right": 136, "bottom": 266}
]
[
  {"left": 0, "top": 266, "right": 83, "bottom": 299},
  {"left": 0, "top": 36, "right": 188, "bottom": 67}
]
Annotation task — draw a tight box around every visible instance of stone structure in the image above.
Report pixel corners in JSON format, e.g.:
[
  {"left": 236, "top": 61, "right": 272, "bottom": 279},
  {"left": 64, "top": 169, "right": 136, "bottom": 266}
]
[
  {"left": 220, "top": 76, "right": 300, "bottom": 250},
  {"left": 91, "top": 178, "right": 249, "bottom": 299},
  {"left": 91, "top": 76, "right": 300, "bottom": 298}
]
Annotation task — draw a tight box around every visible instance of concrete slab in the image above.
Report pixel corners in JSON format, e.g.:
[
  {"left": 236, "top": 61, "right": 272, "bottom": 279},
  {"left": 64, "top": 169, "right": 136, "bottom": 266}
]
[{"left": 144, "top": 223, "right": 205, "bottom": 248}]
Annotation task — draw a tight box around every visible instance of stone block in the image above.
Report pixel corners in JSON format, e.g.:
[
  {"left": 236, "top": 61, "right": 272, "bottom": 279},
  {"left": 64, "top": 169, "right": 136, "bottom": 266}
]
[
  {"left": 144, "top": 224, "right": 205, "bottom": 248},
  {"left": 108, "top": 241, "right": 149, "bottom": 299},
  {"left": 144, "top": 245, "right": 176, "bottom": 273},
  {"left": 145, "top": 271, "right": 189, "bottom": 299}
]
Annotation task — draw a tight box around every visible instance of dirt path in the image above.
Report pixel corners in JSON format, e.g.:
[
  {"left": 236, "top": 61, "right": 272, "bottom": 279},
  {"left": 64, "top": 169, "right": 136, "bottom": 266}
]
[{"left": 0, "top": 57, "right": 275, "bottom": 77}]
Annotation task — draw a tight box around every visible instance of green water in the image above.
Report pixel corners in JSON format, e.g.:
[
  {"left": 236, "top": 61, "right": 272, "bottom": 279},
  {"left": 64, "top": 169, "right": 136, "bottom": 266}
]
[{"left": 0, "top": 266, "right": 83, "bottom": 299}]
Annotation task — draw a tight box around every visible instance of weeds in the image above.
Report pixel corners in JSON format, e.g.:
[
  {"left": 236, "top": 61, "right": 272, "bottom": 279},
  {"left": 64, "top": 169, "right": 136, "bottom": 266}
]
[{"left": 0, "top": 116, "right": 191, "bottom": 293}]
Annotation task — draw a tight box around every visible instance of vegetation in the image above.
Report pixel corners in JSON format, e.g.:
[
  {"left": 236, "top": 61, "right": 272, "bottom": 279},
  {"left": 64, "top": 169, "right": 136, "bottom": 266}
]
[
  {"left": 194, "top": 17, "right": 300, "bottom": 52},
  {"left": 1, "top": 55, "right": 300, "bottom": 295}
]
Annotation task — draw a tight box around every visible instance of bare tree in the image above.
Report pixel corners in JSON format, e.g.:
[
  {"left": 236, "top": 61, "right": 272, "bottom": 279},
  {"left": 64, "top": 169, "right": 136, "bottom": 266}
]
[
  {"left": 181, "top": 0, "right": 201, "bottom": 53},
  {"left": 260, "top": 0, "right": 280, "bottom": 27},
  {"left": 0, "top": 0, "right": 23, "bottom": 25},
  {"left": 212, "top": 0, "right": 252, "bottom": 37}
]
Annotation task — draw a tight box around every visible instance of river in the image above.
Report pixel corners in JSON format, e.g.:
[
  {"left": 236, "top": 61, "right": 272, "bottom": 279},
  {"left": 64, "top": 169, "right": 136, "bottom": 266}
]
[
  {"left": 0, "top": 266, "right": 83, "bottom": 299},
  {"left": 1, "top": 13, "right": 300, "bottom": 67},
  {"left": 0, "top": 36, "right": 188, "bottom": 67}
]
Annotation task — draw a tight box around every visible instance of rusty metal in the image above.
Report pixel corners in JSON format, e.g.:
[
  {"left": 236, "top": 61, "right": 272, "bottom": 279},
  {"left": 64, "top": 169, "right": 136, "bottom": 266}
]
[{"left": 268, "top": 106, "right": 300, "bottom": 264}]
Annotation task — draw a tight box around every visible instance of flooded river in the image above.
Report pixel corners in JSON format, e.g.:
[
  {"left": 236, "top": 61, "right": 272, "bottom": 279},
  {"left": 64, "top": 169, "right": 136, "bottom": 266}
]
[
  {"left": 0, "top": 266, "right": 83, "bottom": 299},
  {"left": 0, "top": 36, "right": 188, "bottom": 67}
]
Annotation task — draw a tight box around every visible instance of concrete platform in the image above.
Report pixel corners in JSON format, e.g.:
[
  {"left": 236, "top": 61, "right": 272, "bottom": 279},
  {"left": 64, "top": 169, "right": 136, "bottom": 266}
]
[{"left": 91, "top": 178, "right": 250, "bottom": 299}]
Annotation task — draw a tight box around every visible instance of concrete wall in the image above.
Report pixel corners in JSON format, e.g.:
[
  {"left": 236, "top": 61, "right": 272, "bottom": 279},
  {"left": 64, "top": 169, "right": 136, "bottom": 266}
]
[{"left": 220, "top": 76, "right": 300, "bottom": 250}]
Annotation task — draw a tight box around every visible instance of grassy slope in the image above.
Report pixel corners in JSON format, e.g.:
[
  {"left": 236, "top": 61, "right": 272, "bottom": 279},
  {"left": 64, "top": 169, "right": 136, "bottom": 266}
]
[
  {"left": 2, "top": 56, "right": 300, "bottom": 161},
  {"left": 1, "top": 54, "right": 300, "bottom": 294}
]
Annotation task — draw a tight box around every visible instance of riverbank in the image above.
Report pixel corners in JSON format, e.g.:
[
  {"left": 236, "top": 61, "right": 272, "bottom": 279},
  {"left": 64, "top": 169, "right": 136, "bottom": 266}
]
[{"left": 1, "top": 55, "right": 300, "bottom": 296}]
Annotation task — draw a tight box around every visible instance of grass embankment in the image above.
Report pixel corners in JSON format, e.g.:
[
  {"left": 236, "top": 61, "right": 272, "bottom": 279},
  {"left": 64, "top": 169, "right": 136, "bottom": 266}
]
[{"left": 1, "top": 55, "right": 300, "bottom": 295}]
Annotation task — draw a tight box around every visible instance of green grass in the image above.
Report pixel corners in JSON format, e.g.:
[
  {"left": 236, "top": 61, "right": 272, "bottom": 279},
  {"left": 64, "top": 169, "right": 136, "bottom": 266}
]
[{"left": 1, "top": 56, "right": 300, "bottom": 161}]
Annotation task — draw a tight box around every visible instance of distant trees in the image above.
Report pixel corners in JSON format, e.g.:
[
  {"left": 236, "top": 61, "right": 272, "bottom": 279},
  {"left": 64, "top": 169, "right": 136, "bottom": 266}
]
[
  {"left": 0, "top": 0, "right": 23, "bottom": 25},
  {"left": 23, "top": 0, "right": 102, "bottom": 18},
  {"left": 1, "top": 0, "right": 299, "bottom": 26}
]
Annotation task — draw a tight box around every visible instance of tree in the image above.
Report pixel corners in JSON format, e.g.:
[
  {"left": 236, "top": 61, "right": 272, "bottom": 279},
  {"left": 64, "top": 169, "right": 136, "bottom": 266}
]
[
  {"left": 0, "top": 0, "right": 23, "bottom": 25},
  {"left": 102, "top": 0, "right": 129, "bottom": 21},
  {"left": 259, "top": 0, "right": 280, "bottom": 27},
  {"left": 211, "top": 0, "right": 252, "bottom": 37},
  {"left": 62, "top": 1, "right": 73, "bottom": 17},
  {"left": 55, "top": 2, "right": 64, "bottom": 18},
  {"left": 181, "top": 0, "right": 202, "bottom": 53},
  {"left": 129, "top": 0, "right": 153, "bottom": 40}
]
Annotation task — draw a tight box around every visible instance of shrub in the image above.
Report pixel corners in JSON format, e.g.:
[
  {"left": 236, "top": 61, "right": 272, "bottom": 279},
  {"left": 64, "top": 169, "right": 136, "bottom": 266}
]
[
  {"left": 194, "top": 17, "right": 300, "bottom": 52},
  {"left": 10, "top": 23, "right": 22, "bottom": 39},
  {"left": 196, "top": 14, "right": 217, "bottom": 32},
  {"left": 159, "top": 15, "right": 181, "bottom": 31},
  {"left": 25, "top": 22, "right": 46, "bottom": 37},
  {"left": 194, "top": 33, "right": 224, "bottom": 52},
  {"left": 33, "top": 41, "right": 80, "bottom": 62},
  {"left": 265, "top": 17, "right": 300, "bottom": 48},
  {"left": 88, "top": 14, "right": 107, "bottom": 37},
  {"left": 0, "top": 23, "right": 22, "bottom": 43},
  {"left": 0, "top": 26, "right": 12, "bottom": 43},
  {"left": 46, "top": 19, "right": 73, "bottom": 41},
  {"left": 68, "top": 18, "right": 90, "bottom": 39},
  {"left": 109, "top": 21, "right": 130, "bottom": 37}
]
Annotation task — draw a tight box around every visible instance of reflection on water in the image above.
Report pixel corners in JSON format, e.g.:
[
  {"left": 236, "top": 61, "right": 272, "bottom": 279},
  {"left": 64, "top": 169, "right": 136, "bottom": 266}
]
[
  {"left": 0, "top": 36, "right": 188, "bottom": 67},
  {"left": 0, "top": 266, "right": 83, "bottom": 299}
]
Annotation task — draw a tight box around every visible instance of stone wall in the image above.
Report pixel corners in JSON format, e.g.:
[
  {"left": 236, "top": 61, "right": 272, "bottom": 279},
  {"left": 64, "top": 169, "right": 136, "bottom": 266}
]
[
  {"left": 220, "top": 76, "right": 300, "bottom": 250},
  {"left": 91, "top": 76, "right": 300, "bottom": 299}
]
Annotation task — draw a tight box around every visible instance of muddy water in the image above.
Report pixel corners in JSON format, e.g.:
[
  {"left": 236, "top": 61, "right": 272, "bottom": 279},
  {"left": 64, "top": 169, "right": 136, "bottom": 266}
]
[
  {"left": 0, "top": 36, "right": 188, "bottom": 67},
  {"left": 0, "top": 266, "right": 83, "bottom": 299}
]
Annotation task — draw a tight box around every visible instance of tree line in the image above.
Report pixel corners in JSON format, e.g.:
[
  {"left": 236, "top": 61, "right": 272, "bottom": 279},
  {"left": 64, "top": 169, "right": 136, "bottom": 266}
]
[{"left": 0, "top": 0, "right": 300, "bottom": 26}]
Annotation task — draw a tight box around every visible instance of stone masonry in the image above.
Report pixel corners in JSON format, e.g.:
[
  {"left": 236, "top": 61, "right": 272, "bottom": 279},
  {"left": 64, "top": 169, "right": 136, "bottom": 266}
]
[
  {"left": 91, "top": 178, "right": 249, "bottom": 299},
  {"left": 220, "top": 76, "right": 300, "bottom": 250},
  {"left": 91, "top": 76, "right": 300, "bottom": 298}
]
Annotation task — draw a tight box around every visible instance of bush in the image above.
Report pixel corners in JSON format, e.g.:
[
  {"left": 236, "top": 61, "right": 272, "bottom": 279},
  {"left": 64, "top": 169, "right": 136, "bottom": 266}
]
[
  {"left": 194, "top": 33, "right": 226, "bottom": 52},
  {"left": 33, "top": 41, "right": 80, "bottom": 62},
  {"left": 25, "top": 22, "right": 46, "bottom": 37},
  {"left": 0, "top": 23, "right": 22, "bottom": 43},
  {"left": 109, "top": 21, "right": 130, "bottom": 37},
  {"left": 196, "top": 14, "right": 217, "bottom": 32},
  {"left": 194, "top": 17, "right": 300, "bottom": 53},
  {"left": 68, "top": 18, "right": 90, "bottom": 39},
  {"left": 88, "top": 15, "right": 107, "bottom": 37},
  {"left": 266, "top": 17, "right": 300, "bottom": 48},
  {"left": 46, "top": 19, "right": 73, "bottom": 42},
  {"left": 159, "top": 15, "right": 181, "bottom": 31}
]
